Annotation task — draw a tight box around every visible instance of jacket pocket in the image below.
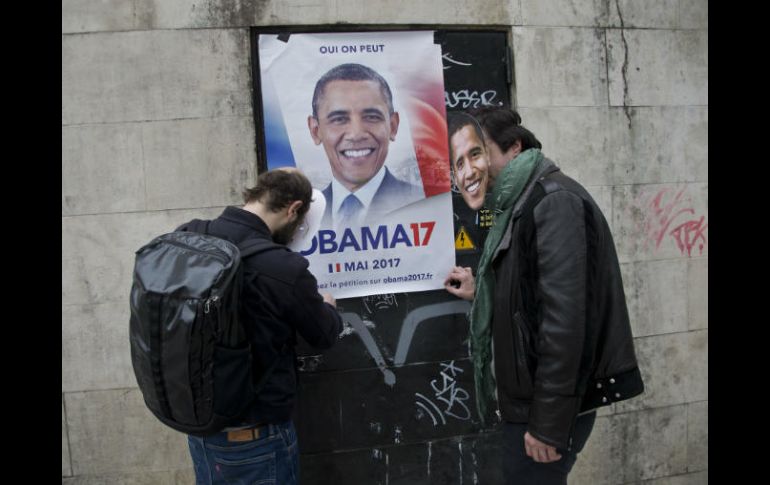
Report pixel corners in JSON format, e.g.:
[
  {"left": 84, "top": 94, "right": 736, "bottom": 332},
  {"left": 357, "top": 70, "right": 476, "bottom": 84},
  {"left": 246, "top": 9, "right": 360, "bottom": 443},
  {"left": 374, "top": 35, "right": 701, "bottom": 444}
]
[{"left": 511, "top": 312, "right": 535, "bottom": 398}]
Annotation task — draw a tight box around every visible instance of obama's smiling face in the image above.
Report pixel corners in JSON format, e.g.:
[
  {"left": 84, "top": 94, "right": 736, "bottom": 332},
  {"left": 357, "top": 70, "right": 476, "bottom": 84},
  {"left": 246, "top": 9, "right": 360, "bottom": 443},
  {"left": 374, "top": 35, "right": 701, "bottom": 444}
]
[
  {"left": 308, "top": 79, "right": 400, "bottom": 192},
  {"left": 450, "top": 124, "right": 491, "bottom": 211}
]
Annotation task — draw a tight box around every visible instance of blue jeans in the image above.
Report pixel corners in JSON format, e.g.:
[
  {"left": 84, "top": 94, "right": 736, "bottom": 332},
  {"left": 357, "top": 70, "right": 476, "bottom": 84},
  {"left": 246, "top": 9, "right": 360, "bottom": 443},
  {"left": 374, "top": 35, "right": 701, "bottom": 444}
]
[
  {"left": 501, "top": 411, "right": 596, "bottom": 485},
  {"left": 187, "top": 420, "right": 299, "bottom": 485}
]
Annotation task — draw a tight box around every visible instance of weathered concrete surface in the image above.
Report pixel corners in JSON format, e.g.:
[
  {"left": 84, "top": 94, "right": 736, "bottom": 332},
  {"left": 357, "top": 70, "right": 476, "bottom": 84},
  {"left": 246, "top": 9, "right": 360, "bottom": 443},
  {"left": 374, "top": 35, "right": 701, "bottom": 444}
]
[
  {"left": 62, "top": 302, "right": 138, "bottom": 392},
  {"left": 63, "top": 396, "right": 72, "bottom": 477},
  {"left": 607, "top": 28, "right": 708, "bottom": 107},
  {"left": 518, "top": 106, "right": 707, "bottom": 188},
  {"left": 520, "top": 0, "right": 610, "bottom": 27},
  {"left": 66, "top": 389, "right": 191, "bottom": 475},
  {"left": 62, "top": 0, "right": 137, "bottom": 34},
  {"left": 518, "top": 107, "right": 616, "bottom": 186},
  {"left": 641, "top": 470, "right": 708, "bottom": 485},
  {"left": 608, "top": 0, "right": 679, "bottom": 29},
  {"left": 62, "top": 123, "right": 146, "bottom": 216},
  {"left": 62, "top": 29, "right": 252, "bottom": 125},
  {"left": 620, "top": 260, "right": 689, "bottom": 338},
  {"left": 142, "top": 117, "right": 256, "bottom": 210},
  {"left": 62, "top": 0, "right": 707, "bottom": 33},
  {"left": 679, "top": 0, "right": 708, "bottom": 29},
  {"left": 616, "top": 331, "right": 708, "bottom": 412},
  {"left": 610, "top": 107, "right": 708, "bottom": 185},
  {"left": 688, "top": 258, "right": 708, "bottom": 330},
  {"left": 687, "top": 400, "right": 708, "bottom": 473},
  {"left": 572, "top": 405, "right": 689, "bottom": 484},
  {"left": 611, "top": 405, "right": 688, "bottom": 482},
  {"left": 62, "top": 0, "right": 517, "bottom": 33},
  {"left": 62, "top": 117, "right": 255, "bottom": 217},
  {"left": 513, "top": 27, "right": 608, "bottom": 107},
  {"left": 315, "top": 0, "right": 513, "bottom": 26}
]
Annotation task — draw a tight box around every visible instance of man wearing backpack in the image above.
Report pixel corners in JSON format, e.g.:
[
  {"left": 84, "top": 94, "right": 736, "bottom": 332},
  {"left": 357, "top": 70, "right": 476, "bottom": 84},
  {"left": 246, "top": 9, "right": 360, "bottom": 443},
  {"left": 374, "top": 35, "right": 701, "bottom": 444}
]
[{"left": 184, "top": 168, "right": 343, "bottom": 484}]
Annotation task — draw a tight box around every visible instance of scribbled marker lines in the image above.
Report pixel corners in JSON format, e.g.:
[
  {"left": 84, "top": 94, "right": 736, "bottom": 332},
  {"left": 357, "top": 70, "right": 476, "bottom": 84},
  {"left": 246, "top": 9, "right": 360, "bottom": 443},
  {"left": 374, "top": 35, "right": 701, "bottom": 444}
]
[
  {"left": 415, "top": 392, "right": 446, "bottom": 426},
  {"left": 442, "top": 53, "right": 472, "bottom": 69}
]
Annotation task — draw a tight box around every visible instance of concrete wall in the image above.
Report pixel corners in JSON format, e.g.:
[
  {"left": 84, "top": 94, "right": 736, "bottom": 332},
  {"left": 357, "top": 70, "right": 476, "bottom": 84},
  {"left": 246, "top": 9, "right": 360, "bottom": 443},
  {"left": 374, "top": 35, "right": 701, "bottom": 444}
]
[{"left": 62, "top": 0, "right": 707, "bottom": 483}]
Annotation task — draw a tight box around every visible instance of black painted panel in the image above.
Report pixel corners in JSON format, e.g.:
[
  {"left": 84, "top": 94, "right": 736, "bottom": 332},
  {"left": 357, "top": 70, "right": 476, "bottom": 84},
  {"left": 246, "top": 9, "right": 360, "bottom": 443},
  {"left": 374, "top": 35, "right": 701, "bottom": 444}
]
[
  {"left": 299, "top": 431, "right": 508, "bottom": 485},
  {"left": 295, "top": 359, "right": 483, "bottom": 453}
]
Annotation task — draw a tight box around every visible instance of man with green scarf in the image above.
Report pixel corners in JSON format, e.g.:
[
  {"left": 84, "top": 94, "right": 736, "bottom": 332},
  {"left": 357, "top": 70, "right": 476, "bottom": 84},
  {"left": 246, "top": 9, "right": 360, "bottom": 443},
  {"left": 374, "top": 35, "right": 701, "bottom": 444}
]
[{"left": 444, "top": 108, "right": 643, "bottom": 484}]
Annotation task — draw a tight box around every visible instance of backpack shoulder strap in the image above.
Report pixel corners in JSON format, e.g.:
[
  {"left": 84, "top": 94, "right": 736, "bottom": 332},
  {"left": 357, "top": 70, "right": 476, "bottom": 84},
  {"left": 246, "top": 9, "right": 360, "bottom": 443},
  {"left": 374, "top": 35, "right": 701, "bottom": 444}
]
[{"left": 178, "top": 218, "right": 211, "bottom": 234}]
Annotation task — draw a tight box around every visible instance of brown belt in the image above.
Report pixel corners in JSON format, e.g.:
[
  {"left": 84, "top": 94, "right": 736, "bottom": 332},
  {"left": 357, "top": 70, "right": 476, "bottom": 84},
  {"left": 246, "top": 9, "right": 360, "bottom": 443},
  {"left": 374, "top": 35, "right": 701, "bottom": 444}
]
[{"left": 226, "top": 424, "right": 267, "bottom": 442}]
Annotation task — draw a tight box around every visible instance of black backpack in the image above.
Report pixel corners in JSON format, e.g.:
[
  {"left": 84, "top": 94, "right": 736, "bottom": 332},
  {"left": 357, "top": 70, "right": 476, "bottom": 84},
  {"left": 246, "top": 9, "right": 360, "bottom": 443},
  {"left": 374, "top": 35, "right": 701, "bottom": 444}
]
[{"left": 129, "top": 219, "right": 281, "bottom": 436}]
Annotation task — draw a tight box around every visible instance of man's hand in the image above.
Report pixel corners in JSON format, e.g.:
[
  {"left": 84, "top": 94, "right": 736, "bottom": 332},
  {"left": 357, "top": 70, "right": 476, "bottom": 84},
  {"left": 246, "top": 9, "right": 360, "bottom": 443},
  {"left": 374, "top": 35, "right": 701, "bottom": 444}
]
[
  {"left": 444, "top": 266, "right": 475, "bottom": 301},
  {"left": 321, "top": 292, "right": 336, "bottom": 308},
  {"left": 524, "top": 432, "right": 562, "bottom": 463}
]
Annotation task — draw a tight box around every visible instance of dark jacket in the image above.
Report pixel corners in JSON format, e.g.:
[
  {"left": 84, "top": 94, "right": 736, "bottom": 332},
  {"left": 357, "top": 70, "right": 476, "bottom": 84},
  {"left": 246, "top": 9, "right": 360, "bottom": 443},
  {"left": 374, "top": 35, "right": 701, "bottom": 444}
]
[
  {"left": 491, "top": 158, "right": 643, "bottom": 449},
  {"left": 181, "top": 206, "right": 342, "bottom": 424}
]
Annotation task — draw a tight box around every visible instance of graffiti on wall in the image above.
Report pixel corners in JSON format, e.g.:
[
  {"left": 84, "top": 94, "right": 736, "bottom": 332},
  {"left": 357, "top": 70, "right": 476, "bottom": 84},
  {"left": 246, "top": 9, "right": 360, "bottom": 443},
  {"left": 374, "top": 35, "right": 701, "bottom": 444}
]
[
  {"left": 298, "top": 298, "right": 471, "bottom": 377},
  {"left": 363, "top": 294, "right": 399, "bottom": 314},
  {"left": 442, "top": 53, "right": 472, "bottom": 70},
  {"left": 441, "top": 52, "right": 503, "bottom": 109},
  {"left": 329, "top": 300, "right": 472, "bottom": 387},
  {"left": 444, "top": 90, "right": 502, "bottom": 109},
  {"left": 635, "top": 186, "right": 708, "bottom": 257},
  {"left": 415, "top": 360, "right": 472, "bottom": 426}
]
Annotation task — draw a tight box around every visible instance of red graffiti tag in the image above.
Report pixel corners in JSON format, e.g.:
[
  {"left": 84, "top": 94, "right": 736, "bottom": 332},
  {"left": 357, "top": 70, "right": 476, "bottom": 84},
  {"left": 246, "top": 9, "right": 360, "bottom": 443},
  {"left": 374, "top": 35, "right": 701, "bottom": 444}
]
[
  {"left": 639, "top": 187, "right": 707, "bottom": 257},
  {"left": 670, "top": 216, "right": 708, "bottom": 257}
]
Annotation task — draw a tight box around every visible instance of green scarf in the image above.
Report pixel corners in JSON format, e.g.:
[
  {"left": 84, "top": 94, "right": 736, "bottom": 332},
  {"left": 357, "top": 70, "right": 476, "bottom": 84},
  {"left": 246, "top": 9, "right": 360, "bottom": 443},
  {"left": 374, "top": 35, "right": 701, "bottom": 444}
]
[{"left": 470, "top": 148, "right": 543, "bottom": 423}]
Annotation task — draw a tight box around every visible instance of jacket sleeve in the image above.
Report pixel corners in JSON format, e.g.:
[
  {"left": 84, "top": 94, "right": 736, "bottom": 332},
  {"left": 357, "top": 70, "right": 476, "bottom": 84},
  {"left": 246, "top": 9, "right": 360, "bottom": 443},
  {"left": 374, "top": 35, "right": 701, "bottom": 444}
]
[
  {"left": 528, "top": 190, "right": 588, "bottom": 449},
  {"left": 285, "top": 258, "right": 343, "bottom": 350}
]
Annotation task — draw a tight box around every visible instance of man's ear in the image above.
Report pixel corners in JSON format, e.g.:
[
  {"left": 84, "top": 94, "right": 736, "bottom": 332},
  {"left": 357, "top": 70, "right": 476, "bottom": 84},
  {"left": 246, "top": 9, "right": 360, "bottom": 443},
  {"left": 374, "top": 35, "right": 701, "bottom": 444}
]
[
  {"left": 389, "top": 112, "right": 400, "bottom": 141},
  {"left": 308, "top": 116, "right": 322, "bottom": 145},
  {"left": 507, "top": 139, "right": 523, "bottom": 159},
  {"left": 287, "top": 200, "right": 304, "bottom": 219}
]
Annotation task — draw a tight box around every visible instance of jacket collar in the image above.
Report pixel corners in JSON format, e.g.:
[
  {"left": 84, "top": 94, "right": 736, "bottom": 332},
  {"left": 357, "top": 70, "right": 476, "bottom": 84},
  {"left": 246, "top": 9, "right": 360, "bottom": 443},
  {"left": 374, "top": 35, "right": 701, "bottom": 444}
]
[
  {"left": 492, "top": 157, "right": 560, "bottom": 259},
  {"left": 219, "top": 206, "right": 272, "bottom": 238}
]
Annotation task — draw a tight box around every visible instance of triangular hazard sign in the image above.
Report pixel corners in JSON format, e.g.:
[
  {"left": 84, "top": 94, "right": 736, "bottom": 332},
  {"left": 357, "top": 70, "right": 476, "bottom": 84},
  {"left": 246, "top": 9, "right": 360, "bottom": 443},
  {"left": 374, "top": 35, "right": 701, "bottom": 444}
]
[{"left": 455, "top": 226, "right": 475, "bottom": 250}]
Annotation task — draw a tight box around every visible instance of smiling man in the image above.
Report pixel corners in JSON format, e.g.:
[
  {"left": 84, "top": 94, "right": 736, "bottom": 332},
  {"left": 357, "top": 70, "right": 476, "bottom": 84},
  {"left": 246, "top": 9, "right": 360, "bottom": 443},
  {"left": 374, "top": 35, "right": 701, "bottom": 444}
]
[
  {"left": 307, "top": 63, "right": 423, "bottom": 228},
  {"left": 445, "top": 108, "right": 644, "bottom": 484}
]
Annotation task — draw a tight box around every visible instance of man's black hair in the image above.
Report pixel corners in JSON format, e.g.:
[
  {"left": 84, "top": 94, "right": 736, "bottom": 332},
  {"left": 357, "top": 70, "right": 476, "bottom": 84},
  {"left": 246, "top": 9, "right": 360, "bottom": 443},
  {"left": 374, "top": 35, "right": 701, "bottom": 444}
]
[
  {"left": 467, "top": 106, "right": 542, "bottom": 152},
  {"left": 311, "top": 63, "right": 394, "bottom": 118}
]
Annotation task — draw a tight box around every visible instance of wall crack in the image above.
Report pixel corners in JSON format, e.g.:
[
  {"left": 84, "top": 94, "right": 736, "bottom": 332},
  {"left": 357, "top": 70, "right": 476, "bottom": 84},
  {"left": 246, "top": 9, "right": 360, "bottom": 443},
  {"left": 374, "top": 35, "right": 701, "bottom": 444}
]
[{"left": 615, "top": 0, "right": 633, "bottom": 129}]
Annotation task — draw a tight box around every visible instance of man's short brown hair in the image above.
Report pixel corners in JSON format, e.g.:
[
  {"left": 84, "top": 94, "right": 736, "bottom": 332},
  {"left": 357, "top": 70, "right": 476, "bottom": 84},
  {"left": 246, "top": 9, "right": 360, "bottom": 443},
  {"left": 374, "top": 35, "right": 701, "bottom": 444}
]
[{"left": 243, "top": 169, "right": 312, "bottom": 217}]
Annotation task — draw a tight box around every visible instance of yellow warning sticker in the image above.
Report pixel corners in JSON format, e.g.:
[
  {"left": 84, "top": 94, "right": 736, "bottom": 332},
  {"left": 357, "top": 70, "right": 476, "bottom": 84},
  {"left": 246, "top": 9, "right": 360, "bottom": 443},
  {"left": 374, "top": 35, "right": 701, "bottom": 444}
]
[{"left": 455, "top": 226, "right": 475, "bottom": 250}]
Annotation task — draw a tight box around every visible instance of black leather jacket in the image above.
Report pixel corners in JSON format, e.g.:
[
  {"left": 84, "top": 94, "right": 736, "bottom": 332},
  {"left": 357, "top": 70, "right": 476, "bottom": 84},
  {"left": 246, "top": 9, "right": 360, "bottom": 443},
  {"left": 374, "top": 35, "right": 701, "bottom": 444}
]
[
  {"left": 491, "top": 159, "right": 643, "bottom": 449},
  {"left": 180, "top": 207, "right": 342, "bottom": 424}
]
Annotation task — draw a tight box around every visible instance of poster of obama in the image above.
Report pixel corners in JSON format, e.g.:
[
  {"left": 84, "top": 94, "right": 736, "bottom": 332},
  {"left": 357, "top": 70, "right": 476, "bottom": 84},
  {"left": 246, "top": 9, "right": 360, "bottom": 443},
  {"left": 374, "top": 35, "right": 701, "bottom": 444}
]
[{"left": 258, "top": 31, "right": 455, "bottom": 299}]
